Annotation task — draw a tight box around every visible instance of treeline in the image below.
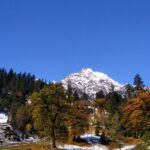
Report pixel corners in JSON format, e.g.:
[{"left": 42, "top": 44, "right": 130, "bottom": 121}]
[{"left": 0, "top": 68, "right": 46, "bottom": 127}]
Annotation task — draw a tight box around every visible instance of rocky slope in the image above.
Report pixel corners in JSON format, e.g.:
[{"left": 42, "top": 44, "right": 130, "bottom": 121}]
[
  {"left": 62, "top": 68, "right": 125, "bottom": 99},
  {"left": 0, "top": 113, "right": 38, "bottom": 145}
]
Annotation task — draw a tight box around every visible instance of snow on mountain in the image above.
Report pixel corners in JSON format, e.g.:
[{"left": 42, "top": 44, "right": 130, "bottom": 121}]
[{"left": 62, "top": 68, "right": 125, "bottom": 99}]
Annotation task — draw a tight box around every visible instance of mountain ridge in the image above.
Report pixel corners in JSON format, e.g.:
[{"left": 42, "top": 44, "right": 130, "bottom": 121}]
[{"left": 62, "top": 68, "right": 125, "bottom": 99}]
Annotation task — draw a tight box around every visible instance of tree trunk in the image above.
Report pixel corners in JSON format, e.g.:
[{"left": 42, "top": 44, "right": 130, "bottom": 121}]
[
  {"left": 51, "top": 125, "right": 56, "bottom": 149},
  {"left": 100, "top": 110, "right": 105, "bottom": 128}
]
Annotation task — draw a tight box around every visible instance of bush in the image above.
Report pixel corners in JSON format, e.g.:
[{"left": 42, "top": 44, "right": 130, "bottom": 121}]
[{"left": 142, "top": 132, "right": 150, "bottom": 146}]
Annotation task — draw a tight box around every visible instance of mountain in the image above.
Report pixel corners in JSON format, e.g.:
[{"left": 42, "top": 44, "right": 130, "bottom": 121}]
[{"left": 62, "top": 68, "right": 125, "bottom": 99}]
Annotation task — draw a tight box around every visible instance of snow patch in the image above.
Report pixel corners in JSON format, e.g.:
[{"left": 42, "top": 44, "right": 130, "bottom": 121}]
[
  {"left": 116, "top": 145, "right": 136, "bottom": 150},
  {"left": 58, "top": 133, "right": 136, "bottom": 150},
  {"left": 0, "top": 113, "right": 8, "bottom": 124},
  {"left": 58, "top": 144, "right": 108, "bottom": 150},
  {"left": 80, "top": 134, "right": 100, "bottom": 144},
  {"left": 57, "top": 133, "right": 107, "bottom": 150},
  {"left": 58, "top": 144, "right": 136, "bottom": 150}
]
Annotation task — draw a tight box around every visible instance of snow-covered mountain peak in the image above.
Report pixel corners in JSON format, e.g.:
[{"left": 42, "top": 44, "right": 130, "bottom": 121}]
[
  {"left": 80, "top": 68, "right": 93, "bottom": 73},
  {"left": 62, "top": 68, "right": 125, "bottom": 99}
]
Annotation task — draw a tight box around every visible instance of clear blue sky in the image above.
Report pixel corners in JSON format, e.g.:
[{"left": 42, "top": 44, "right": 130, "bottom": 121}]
[{"left": 0, "top": 0, "right": 150, "bottom": 85}]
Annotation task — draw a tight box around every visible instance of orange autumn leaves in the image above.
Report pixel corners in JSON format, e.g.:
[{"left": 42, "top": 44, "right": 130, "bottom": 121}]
[{"left": 121, "top": 92, "right": 150, "bottom": 136}]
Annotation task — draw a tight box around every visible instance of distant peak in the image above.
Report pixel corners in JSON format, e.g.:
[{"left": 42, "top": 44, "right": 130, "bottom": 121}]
[
  {"left": 62, "top": 68, "right": 125, "bottom": 99},
  {"left": 80, "top": 68, "right": 93, "bottom": 73}
]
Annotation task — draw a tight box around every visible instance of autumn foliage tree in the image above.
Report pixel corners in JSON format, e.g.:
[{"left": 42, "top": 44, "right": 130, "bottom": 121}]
[
  {"left": 67, "top": 100, "right": 90, "bottom": 142},
  {"left": 30, "top": 83, "right": 69, "bottom": 148},
  {"left": 121, "top": 92, "right": 150, "bottom": 137}
]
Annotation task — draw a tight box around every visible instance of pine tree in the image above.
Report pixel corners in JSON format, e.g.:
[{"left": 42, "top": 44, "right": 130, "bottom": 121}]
[
  {"left": 73, "top": 91, "right": 79, "bottom": 101},
  {"left": 0, "top": 67, "right": 46, "bottom": 128},
  {"left": 67, "top": 84, "right": 73, "bottom": 97},
  {"left": 81, "top": 92, "right": 89, "bottom": 100},
  {"left": 96, "top": 91, "right": 105, "bottom": 99},
  {"left": 125, "top": 84, "right": 135, "bottom": 98},
  {"left": 106, "top": 92, "right": 123, "bottom": 114},
  {"left": 133, "top": 74, "right": 144, "bottom": 92}
]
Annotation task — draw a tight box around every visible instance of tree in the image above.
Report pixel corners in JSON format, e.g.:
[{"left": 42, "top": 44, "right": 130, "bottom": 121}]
[
  {"left": 107, "top": 112, "right": 123, "bottom": 143},
  {"left": 73, "top": 91, "right": 79, "bottom": 101},
  {"left": 125, "top": 84, "right": 135, "bottom": 98},
  {"left": 67, "top": 100, "right": 90, "bottom": 142},
  {"left": 81, "top": 92, "right": 89, "bottom": 100},
  {"left": 96, "top": 91, "right": 105, "bottom": 99},
  {"left": 93, "top": 98, "right": 107, "bottom": 128},
  {"left": 30, "top": 83, "right": 69, "bottom": 148},
  {"left": 95, "top": 121, "right": 101, "bottom": 136},
  {"left": 67, "top": 84, "right": 73, "bottom": 98},
  {"left": 106, "top": 92, "right": 123, "bottom": 114},
  {"left": 0, "top": 67, "right": 46, "bottom": 126},
  {"left": 16, "top": 105, "right": 32, "bottom": 131},
  {"left": 134, "top": 74, "right": 144, "bottom": 92},
  {"left": 121, "top": 92, "right": 150, "bottom": 137},
  {"left": 142, "top": 131, "right": 150, "bottom": 147}
]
